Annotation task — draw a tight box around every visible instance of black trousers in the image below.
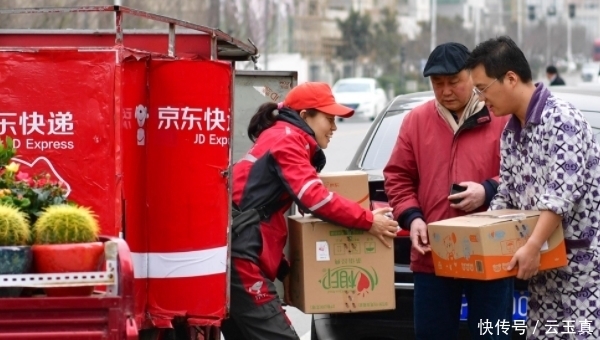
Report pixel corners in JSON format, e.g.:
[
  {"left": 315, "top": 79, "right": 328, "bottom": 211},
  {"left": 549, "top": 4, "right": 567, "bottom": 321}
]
[{"left": 221, "top": 258, "right": 299, "bottom": 340}]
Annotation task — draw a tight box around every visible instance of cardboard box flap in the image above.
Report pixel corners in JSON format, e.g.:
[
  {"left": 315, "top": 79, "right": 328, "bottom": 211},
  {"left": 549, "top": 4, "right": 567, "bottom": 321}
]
[
  {"left": 288, "top": 214, "right": 322, "bottom": 224},
  {"left": 318, "top": 170, "right": 370, "bottom": 209},
  {"left": 471, "top": 209, "right": 541, "bottom": 219},
  {"left": 319, "top": 170, "right": 368, "bottom": 178},
  {"left": 429, "top": 209, "right": 542, "bottom": 228}
]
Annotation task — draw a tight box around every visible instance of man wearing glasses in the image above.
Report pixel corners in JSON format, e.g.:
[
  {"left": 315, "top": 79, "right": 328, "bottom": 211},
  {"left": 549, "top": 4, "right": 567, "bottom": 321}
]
[
  {"left": 384, "top": 42, "right": 512, "bottom": 339},
  {"left": 467, "top": 36, "right": 600, "bottom": 339}
]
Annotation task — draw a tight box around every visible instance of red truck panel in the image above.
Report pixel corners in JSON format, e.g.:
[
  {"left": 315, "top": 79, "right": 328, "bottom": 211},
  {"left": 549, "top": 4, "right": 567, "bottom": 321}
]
[
  {"left": 0, "top": 49, "right": 120, "bottom": 236},
  {"left": 137, "top": 59, "right": 232, "bottom": 326}
]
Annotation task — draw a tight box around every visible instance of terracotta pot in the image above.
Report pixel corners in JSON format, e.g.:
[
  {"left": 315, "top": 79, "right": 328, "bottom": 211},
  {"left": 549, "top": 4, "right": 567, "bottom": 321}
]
[
  {"left": 0, "top": 246, "right": 32, "bottom": 298},
  {"left": 32, "top": 242, "right": 104, "bottom": 297}
]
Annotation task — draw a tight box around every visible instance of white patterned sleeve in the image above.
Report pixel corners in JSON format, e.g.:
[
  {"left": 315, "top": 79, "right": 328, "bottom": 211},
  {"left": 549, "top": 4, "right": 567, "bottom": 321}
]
[
  {"left": 490, "top": 130, "right": 513, "bottom": 210},
  {"left": 538, "top": 107, "right": 591, "bottom": 214}
]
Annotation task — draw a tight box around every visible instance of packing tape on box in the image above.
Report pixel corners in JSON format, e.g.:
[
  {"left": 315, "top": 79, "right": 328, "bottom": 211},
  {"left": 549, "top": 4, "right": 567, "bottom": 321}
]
[{"left": 472, "top": 213, "right": 527, "bottom": 221}]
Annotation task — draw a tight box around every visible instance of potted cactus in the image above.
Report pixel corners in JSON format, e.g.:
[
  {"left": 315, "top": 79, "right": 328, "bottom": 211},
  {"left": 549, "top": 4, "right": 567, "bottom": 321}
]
[
  {"left": 0, "top": 204, "right": 32, "bottom": 298},
  {"left": 31, "top": 204, "right": 103, "bottom": 297}
]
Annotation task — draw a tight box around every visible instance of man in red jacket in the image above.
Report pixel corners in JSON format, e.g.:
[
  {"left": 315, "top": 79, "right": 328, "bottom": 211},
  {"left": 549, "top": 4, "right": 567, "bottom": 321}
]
[{"left": 384, "top": 43, "right": 513, "bottom": 339}]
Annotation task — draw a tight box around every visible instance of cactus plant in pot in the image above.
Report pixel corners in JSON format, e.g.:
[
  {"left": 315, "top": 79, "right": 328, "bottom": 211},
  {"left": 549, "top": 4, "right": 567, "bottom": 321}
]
[
  {"left": 0, "top": 204, "right": 32, "bottom": 298},
  {"left": 32, "top": 204, "right": 103, "bottom": 297}
]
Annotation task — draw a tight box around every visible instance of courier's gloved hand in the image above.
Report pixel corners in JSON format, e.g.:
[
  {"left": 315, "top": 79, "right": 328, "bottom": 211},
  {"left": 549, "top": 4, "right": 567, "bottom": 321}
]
[{"left": 369, "top": 207, "right": 399, "bottom": 248}]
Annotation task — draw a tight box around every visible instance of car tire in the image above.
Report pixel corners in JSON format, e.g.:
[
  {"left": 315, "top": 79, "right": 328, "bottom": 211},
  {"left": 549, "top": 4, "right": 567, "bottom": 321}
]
[{"left": 310, "top": 315, "right": 319, "bottom": 340}]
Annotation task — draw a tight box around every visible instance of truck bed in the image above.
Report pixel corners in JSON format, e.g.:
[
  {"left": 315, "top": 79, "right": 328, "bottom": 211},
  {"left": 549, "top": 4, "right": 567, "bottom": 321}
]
[{"left": 0, "top": 238, "right": 137, "bottom": 340}]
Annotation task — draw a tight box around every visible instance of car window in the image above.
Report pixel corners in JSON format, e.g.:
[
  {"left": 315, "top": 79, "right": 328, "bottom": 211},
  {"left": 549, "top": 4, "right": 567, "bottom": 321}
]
[
  {"left": 360, "top": 109, "right": 600, "bottom": 172},
  {"left": 333, "top": 83, "right": 372, "bottom": 93},
  {"left": 360, "top": 110, "right": 407, "bottom": 170},
  {"left": 581, "top": 110, "right": 600, "bottom": 139}
]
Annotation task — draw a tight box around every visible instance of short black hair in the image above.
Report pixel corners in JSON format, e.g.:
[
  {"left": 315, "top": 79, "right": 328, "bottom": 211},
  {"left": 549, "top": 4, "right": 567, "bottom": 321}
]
[
  {"left": 465, "top": 36, "right": 532, "bottom": 83},
  {"left": 546, "top": 65, "right": 558, "bottom": 74}
]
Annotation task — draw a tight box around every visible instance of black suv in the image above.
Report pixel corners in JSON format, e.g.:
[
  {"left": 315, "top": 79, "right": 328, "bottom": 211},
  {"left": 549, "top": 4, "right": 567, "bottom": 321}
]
[{"left": 310, "top": 87, "right": 600, "bottom": 340}]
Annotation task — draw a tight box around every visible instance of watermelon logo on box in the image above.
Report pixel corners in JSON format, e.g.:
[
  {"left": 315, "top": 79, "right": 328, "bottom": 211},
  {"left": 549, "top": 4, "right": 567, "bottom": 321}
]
[{"left": 320, "top": 266, "right": 379, "bottom": 294}]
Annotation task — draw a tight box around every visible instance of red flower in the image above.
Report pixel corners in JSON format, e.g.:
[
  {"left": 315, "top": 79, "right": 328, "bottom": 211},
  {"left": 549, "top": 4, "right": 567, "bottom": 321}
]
[
  {"left": 15, "top": 171, "right": 33, "bottom": 186},
  {"left": 36, "top": 178, "right": 48, "bottom": 188}
]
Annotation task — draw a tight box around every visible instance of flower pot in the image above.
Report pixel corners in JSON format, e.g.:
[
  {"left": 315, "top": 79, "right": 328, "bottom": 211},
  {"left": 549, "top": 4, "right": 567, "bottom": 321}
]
[
  {"left": 32, "top": 242, "right": 104, "bottom": 297},
  {"left": 0, "top": 246, "right": 32, "bottom": 298}
]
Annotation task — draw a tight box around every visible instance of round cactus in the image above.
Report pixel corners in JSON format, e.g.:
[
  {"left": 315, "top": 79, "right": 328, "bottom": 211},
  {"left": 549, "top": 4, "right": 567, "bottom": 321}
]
[
  {"left": 0, "top": 204, "right": 31, "bottom": 246},
  {"left": 33, "top": 205, "right": 99, "bottom": 244}
]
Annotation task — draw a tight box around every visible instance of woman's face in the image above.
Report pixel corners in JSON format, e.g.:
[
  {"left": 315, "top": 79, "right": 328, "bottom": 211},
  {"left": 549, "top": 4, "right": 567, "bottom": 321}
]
[{"left": 301, "top": 110, "right": 337, "bottom": 149}]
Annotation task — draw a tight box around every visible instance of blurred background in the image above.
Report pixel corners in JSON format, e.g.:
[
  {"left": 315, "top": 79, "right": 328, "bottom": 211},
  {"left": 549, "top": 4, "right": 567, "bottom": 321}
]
[{"left": 2, "top": 0, "right": 599, "bottom": 96}]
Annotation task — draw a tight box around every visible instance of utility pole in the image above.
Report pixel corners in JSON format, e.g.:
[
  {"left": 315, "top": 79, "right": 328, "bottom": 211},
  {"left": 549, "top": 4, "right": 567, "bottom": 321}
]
[
  {"left": 219, "top": 0, "right": 227, "bottom": 33},
  {"left": 546, "top": 20, "right": 551, "bottom": 65},
  {"left": 430, "top": 0, "right": 437, "bottom": 52},
  {"left": 566, "top": 3, "right": 573, "bottom": 64},
  {"left": 114, "top": 0, "right": 121, "bottom": 30},
  {"left": 545, "top": 0, "right": 557, "bottom": 65},
  {"left": 517, "top": 0, "right": 523, "bottom": 46},
  {"left": 474, "top": 5, "right": 480, "bottom": 47},
  {"left": 264, "top": 1, "right": 270, "bottom": 70}
]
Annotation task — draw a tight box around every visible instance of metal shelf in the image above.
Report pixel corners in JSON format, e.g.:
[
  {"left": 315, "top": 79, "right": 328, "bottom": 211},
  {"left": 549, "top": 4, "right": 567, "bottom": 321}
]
[{"left": 0, "top": 241, "right": 119, "bottom": 295}]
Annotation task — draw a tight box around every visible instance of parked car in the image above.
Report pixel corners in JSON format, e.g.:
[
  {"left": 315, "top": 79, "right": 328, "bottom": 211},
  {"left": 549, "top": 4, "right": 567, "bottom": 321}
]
[
  {"left": 311, "top": 86, "right": 600, "bottom": 340},
  {"left": 581, "top": 62, "right": 600, "bottom": 83},
  {"left": 332, "top": 78, "right": 388, "bottom": 121}
]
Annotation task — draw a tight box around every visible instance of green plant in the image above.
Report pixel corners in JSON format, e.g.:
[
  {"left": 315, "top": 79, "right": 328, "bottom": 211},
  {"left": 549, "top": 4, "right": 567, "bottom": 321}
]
[
  {"left": 0, "top": 204, "right": 31, "bottom": 246},
  {"left": 0, "top": 137, "right": 15, "bottom": 167},
  {"left": 0, "top": 136, "right": 69, "bottom": 224},
  {"left": 33, "top": 205, "right": 99, "bottom": 244}
]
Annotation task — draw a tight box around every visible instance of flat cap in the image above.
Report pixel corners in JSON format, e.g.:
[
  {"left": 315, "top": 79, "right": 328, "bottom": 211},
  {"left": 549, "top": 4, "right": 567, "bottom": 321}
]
[{"left": 423, "top": 42, "right": 470, "bottom": 77}]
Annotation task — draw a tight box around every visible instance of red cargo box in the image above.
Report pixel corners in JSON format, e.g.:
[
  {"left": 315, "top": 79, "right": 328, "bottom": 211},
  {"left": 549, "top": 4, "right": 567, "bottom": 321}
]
[{"left": 0, "top": 6, "right": 258, "bottom": 335}]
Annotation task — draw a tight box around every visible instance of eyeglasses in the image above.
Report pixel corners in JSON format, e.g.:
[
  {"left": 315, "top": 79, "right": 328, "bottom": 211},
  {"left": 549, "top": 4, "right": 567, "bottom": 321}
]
[{"left": 473, "top": 78, "right": 498, "bottom": 98}]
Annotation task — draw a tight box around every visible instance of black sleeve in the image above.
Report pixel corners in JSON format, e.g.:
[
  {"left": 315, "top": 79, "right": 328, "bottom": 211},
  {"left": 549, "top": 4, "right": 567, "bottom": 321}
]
[
  {"left": 398, "top": 207, "right": 424, "bottom": 231},
  {"left": 482, "top": 178, "right": 499, "bottom": 207}
]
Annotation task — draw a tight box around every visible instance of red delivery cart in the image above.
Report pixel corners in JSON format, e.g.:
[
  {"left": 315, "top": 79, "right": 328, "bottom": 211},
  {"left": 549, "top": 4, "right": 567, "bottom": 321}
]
[{"left": 0, "top": 6, "right": 260, "bottom": 339}]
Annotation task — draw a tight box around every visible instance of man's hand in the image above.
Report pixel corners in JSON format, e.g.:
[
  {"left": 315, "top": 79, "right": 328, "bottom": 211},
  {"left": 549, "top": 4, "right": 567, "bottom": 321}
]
[
  {"left": 506, "top": 242, "right": 541, "bottom": 280},
  {"left": 448, "top": 181, "right": 486, "bottom": 212},
  {"left": 409, "top": 218, "right": 431, "bottom": 255},
  {"left": 369, "top": 207, "right": 399, "bottom": 248}
]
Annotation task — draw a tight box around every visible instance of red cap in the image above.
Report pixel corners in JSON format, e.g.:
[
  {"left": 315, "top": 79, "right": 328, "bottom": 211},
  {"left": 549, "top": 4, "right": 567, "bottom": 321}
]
[{"left": 283, "top": 82, "right": 354, "bottom": 118}]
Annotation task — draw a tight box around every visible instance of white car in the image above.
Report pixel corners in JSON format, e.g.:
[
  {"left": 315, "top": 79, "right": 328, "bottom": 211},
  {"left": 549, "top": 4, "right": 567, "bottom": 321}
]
[
  {"left": 332, "top": 78, "right": 388, "bottom": 121},
  {"left": 581, "top": 62, "right": 600, "bottom": 83}
]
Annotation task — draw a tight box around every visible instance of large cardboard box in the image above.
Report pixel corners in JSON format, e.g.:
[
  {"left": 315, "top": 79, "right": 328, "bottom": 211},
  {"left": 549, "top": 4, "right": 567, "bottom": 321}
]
[
  {"left": 428, "top": 209, "right": 567, "bottom": 280},
  {"left": 319, "top": 171, "right": 370, "bottom": 209},
  {"left": 288, "top": 215, "right": 395, "bottom": 313}
]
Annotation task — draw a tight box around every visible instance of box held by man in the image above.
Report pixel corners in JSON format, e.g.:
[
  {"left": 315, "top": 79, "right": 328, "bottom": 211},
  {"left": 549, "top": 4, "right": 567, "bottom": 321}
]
[{"left": 428, "top": 209, "right": 567, "bottom": 280}]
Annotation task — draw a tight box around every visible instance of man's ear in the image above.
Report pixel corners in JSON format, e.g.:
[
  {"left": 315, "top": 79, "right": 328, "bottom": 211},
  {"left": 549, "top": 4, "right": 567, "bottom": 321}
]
[{"left": 504, "top": 71, "right": 519, "bottom": 86}]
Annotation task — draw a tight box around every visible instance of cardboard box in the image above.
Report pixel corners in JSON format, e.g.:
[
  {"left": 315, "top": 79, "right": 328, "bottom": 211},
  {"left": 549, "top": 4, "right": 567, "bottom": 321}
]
[
  {"left": 319, "top": 171, "right": 370, "bottom": 209},
  {"left": 428, "top": 209, "right": 567, "bottom": 280},
  {"left": 288, "top": 214, "right": 395, "bottom": 313}
]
